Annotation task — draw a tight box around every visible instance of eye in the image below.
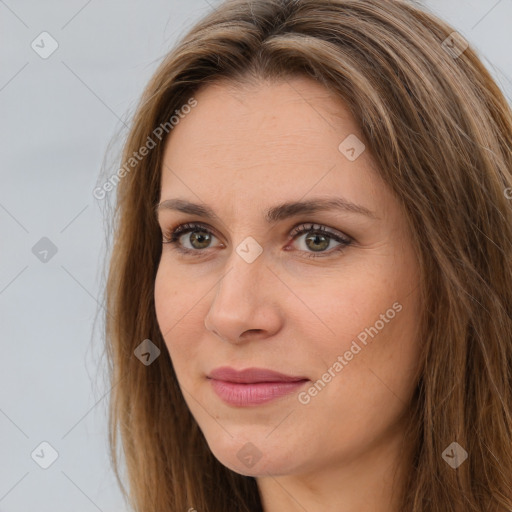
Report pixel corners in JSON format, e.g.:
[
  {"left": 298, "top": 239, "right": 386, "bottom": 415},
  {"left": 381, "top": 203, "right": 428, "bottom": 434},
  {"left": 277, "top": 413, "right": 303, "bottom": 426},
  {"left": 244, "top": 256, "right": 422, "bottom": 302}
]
[
  {"left": 288, "top": 223, "right": 352, "bottom": 259},
  {"left": 162, "top": 222, "right": 222, "bottom": 255},
  {"left": 161, "top": 222, "right": 352, "bottom": 259}
]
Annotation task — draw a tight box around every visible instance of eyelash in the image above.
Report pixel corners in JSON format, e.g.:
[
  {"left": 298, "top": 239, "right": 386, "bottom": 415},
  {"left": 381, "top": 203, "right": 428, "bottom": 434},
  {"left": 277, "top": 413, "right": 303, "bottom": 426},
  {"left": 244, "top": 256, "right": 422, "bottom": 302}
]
[{"left": 161, "top": 222, "right": 353, "bottom": 259}]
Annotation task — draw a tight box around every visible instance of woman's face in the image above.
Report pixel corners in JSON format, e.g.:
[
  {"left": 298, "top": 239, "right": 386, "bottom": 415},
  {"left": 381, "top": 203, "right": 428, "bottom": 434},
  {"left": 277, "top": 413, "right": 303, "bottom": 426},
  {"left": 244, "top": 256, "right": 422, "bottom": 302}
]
[{"left": 154, "top": 77, "right": 422, "bottom": 477}]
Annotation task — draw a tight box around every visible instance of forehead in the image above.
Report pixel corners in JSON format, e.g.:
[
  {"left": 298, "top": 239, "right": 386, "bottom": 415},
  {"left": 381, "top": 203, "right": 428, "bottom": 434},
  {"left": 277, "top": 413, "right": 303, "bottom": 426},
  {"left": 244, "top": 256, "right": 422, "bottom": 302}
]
[{"left": 159, "top": 77, "right": 384, "bottom": 214}]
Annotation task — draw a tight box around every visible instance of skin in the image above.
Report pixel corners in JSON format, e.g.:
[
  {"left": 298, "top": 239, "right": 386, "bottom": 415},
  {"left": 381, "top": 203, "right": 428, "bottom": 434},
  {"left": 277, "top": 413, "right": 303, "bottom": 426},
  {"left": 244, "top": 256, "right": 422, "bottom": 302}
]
[{"left": 154, "top": 76, "right": 423, "bottom": 512}]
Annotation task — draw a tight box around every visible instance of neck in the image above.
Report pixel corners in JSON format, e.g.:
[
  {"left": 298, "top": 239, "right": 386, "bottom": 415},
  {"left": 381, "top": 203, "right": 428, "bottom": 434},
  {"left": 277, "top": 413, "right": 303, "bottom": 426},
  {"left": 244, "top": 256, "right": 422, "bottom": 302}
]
[{"left": 256, "top": 417, "right": 414, "bottom": 512}]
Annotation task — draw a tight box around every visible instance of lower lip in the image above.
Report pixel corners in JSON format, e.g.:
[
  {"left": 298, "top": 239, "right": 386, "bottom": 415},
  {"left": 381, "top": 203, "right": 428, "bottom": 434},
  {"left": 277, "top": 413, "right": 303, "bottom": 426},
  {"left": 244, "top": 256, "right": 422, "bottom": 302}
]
[{"left": 209, "top": 378, "right": 309, "bottom": 407}]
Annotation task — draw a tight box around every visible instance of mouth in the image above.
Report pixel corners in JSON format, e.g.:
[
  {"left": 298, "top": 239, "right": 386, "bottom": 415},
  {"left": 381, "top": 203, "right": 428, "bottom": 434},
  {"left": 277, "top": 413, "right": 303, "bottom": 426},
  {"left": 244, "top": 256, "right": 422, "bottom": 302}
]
[
  {"left": 207, "top": 366, "right": 309, "bottom": 407},
  {"left": 207, "top": 366, "right": 309, "bottom": 384}
]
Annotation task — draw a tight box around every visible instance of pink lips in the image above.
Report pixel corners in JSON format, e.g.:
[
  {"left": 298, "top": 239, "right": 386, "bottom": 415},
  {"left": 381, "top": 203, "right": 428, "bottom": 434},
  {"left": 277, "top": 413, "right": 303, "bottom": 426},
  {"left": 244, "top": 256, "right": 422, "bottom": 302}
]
[{"left": 207, "top": 366, "right": 309, "bottom": 407}]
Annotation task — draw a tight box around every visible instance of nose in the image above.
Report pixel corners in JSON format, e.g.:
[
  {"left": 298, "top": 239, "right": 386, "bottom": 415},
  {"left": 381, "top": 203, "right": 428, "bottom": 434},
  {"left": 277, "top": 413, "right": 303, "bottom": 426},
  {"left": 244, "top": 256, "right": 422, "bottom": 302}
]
[{"left": 203, "top": 251, "right": 284, "bottom": 345}]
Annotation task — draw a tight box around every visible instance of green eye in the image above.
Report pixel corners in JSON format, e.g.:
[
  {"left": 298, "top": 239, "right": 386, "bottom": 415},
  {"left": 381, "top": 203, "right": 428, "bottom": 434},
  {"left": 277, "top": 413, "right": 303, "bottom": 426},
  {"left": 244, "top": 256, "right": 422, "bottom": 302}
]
[{"left": 162, "top": 222, "right": 352, "bottom": 259}]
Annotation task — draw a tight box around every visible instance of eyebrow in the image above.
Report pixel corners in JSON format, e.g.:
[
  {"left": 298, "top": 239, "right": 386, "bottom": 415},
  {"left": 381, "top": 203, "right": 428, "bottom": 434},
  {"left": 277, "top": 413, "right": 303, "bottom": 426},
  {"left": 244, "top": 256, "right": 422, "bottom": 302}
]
[{"left": 155, "top": 197, "right": 378, "bottom": 223}]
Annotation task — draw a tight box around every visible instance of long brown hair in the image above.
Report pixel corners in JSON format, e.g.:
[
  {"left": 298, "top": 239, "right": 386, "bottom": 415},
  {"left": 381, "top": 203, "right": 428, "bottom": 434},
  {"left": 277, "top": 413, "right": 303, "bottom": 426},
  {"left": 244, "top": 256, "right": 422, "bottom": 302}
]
[{"left": 101, "top": 0, "right": 512, "bottom": 510}]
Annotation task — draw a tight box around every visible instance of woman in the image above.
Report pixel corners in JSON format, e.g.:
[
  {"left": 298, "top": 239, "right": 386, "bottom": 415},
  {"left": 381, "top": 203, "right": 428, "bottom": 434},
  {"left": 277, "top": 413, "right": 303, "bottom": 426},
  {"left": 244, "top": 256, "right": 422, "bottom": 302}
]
[{"left": 102, "top": 0, "right": 512, "bottom": 510}]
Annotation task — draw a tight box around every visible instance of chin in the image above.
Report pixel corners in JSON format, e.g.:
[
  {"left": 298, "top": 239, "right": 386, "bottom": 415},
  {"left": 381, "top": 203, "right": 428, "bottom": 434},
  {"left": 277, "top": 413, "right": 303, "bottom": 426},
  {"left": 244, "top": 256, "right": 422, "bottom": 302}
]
[{"left": 204, "top": 431, "right": 302, "bottom": 477}]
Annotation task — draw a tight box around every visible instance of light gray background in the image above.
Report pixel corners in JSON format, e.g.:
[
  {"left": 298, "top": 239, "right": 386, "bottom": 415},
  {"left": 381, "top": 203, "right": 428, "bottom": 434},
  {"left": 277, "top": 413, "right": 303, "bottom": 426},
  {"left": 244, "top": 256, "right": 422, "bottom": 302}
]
[{"left": 1, "top": 1, "right": 511, "bottom": 511}]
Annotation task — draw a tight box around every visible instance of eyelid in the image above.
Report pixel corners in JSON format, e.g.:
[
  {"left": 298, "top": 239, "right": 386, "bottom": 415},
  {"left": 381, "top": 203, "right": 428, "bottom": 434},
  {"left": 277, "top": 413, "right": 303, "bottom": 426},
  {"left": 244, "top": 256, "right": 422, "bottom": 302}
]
[
  {"left": 162, "top": 220, "right": 351, "bottom": 241},
  {"left": 166, "top": 221, "right": 222, "bottom": 242},
  {"left": 289, "top": 222, "right": 351, "bottom": 242}
]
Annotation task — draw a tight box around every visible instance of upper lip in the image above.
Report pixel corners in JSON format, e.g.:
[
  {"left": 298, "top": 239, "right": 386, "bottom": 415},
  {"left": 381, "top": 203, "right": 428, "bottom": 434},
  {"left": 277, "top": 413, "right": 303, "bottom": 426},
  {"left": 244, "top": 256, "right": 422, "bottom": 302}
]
[{"left": 208, "top": 366, "right": 309, "bottom": 384}]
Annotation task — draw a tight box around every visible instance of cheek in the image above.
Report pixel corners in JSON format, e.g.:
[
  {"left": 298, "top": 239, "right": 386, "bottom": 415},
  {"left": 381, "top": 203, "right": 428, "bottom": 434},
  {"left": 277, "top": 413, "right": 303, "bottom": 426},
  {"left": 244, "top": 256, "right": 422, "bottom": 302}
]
[
  {"left": 154, "top": 262, "right": 209, "bottom": 370},
  {"left": 288, "top": 260, "right": 401, "bottom": 345},
  {"left": 300, "top": 252, "right": 421, "bottom": 396},
  {"left": 154, "top": 264, "right": 189, "bottom": 351},
  {"left": 315, "top": 282, "right": 421, "bottom": 412},
  {"left": 299, "top": 287, "right": 420, "bottom": 457},
  {"left": 154, "top": 258, "right": 200, "bottom": 328},
  {"left": 154, "top": 264, "right": 174, "bottom": 332}
]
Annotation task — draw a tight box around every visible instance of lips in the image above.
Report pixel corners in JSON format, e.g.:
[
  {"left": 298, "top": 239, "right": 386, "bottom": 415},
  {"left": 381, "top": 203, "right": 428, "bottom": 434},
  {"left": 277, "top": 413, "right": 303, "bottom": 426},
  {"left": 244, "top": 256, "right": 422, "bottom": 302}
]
[
  {"left": 207, "top": 366, "right": 308, "bottom": 384},
  {"left": 207, "top": 367, "right": 310, "bottom": 406}
]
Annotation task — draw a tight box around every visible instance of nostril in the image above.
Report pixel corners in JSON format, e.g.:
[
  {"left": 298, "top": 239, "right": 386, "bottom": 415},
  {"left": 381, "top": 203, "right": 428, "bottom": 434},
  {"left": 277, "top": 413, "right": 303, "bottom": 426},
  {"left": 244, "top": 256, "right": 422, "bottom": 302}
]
[{"left": 239, "top": 329, "right": 264, "bottom": 340}]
